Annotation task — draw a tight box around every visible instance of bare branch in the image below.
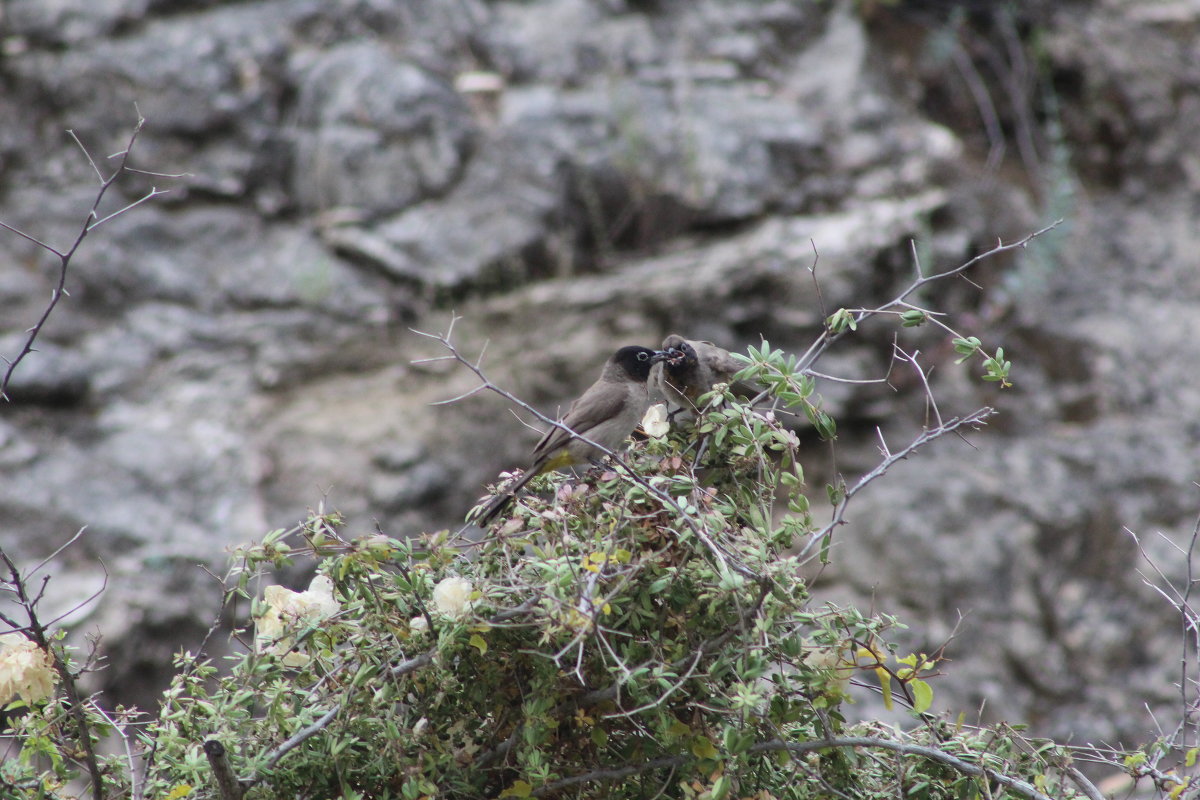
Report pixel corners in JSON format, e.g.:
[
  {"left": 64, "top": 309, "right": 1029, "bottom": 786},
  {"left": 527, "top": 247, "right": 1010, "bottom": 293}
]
[
  {"left": 0, "top": 219, "right": 62, "bottom": 255},
  {"left": 893, "top": 344, "right": 943, "bottom": 428},
  {"left": 1, "top": 114, "right": 179, "bottom": 402},
  {"left": 97, "top": 705, "right": 144, "bottom": 800},
  {"left": 798, "top": 407, "right": 997, "bottom": 560},
  {"left": 805, "top": 369, "right": 890, "bottom": 386},
  {"left": 1064, "top": 764, "right": 1107, "bottom": 800},
  {"left": 125, "top": 166, "right": 193, "bottom": 179},
  {"left": 87, "top": 186, "right": 171, "bottom": 231},
  {"left": 25, "top": 526, "right": 89, "bottom": 579},
  {"left": 792, "top": 220, "right": 1061, "bottom": 379},
  {"left": 428, "top": 382, "right": 488, "bottom": 405},
  {"left": 68, "top": 128, "right": 105, "bottom": 184}
]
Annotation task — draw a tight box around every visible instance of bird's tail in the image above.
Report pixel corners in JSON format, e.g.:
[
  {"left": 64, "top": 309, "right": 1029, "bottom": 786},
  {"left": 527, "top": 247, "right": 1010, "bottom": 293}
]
[{"left": 470, "top": 466, "right": 542, "bottom": 527}]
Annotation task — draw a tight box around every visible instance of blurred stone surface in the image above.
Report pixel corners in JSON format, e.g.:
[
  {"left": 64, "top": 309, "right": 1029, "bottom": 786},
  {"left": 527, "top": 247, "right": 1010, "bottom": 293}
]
[{"left": 0, "top": 0, "right": 1196, "bottom": 752}]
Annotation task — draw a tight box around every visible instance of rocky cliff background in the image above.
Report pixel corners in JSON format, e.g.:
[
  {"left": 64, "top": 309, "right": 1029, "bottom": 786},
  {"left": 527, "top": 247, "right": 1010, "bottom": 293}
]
[{"left": 2, "top": 0, "right": 1198, "bottom": 751}]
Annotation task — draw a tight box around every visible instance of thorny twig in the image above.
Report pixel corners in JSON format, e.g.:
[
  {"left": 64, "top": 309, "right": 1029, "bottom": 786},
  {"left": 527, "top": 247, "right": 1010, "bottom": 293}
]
[
  {"left": 0, "top": 113, "right": 182, "bottom": 401},
  {"left": 1114, "top": 510, "right": 1200, "bottom": 786},
  {"left": 797, "top": 407, "right": 995, "bottom": 561},
  {"left": 791, "top": 220, "right": 1062, "bottom": 380},
  {"left": 785, "top": 229, "right": 1066, "bottom": 556}
]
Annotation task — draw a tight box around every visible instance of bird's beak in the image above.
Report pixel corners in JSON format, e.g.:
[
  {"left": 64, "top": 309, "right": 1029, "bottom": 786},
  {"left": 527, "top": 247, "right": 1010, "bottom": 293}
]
[{"left": 650, "top": 349, "right": 671, "bottom": 364}]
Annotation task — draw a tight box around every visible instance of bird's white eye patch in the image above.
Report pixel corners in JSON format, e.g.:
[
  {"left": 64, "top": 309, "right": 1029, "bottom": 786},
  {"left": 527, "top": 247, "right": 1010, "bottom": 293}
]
[{"left": 637, "top": 351, "right": 649, "bottom": 361}]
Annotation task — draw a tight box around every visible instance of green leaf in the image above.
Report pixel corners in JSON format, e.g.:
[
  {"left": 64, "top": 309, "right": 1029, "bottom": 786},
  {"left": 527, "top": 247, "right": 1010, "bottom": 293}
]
[
  {"left": 500, "top": 780, "right": 533, "bottom": 798},
  {"left": 952, "top": 336, "right": 981, "bottom": 354},
  {"left": 819, "top": 530, "right": 833, "bottom": 564},
  {"left": 590, "top": 726, "right": 608, "bottom": 748},
  {"left": 910, "top": 679, "right": 934, "bottom": 713},
  {"left": 827, "top": 308, "right": 857, "bottom": 334},
  {"left": 952, "top": 336, "right": 982, "bottom": 364},
  {"left": 878, "top": 668, "right": 893, "bottom": 711},
  {"left": 691, "top": 736, "right": 719, "bottom": 760}
]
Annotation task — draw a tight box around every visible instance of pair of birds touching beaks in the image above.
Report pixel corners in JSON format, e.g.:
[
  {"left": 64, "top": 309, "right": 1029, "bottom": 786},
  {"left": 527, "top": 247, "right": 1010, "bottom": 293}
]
[{"left": 473, "top": 334, "right": 743, "bottom": 526}]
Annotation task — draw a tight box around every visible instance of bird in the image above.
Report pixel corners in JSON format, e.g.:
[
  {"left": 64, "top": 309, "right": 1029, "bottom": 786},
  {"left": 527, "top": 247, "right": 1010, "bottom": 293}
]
[
  {"left": 650, "top": 334, "right": 744, "bottom": 417},
  {"left": 472, "top": 344, "right": 668, "bottom": 526}
]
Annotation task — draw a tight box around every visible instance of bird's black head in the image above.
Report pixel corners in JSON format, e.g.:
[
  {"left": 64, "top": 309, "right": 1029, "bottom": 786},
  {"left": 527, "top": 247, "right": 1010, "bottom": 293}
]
[
  {"left": 662, "top": 337, "right": 697, "bottom": 374},
  {"left": 611, "top": 345, "right": 667, "bottom": 383}
]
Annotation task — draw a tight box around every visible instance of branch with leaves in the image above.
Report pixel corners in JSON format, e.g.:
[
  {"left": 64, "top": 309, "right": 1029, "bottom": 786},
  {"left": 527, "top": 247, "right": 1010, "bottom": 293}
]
[{"left": 0, "top": 542, "right": 107, "bottom": 800}]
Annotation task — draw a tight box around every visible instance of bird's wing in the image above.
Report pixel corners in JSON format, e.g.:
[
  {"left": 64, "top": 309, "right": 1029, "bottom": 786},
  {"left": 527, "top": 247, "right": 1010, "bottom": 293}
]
[
  {"left": 697, "top": 341, "right": 742, "bottom": 380},
  {"left": 531, "top": 382, "right": 626, "bottom": 459}
]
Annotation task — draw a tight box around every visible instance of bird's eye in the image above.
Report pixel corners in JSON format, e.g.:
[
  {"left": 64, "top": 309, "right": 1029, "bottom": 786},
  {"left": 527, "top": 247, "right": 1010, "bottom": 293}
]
[{"left": 637, "top": 351, "right": 649, "bottom": 361}]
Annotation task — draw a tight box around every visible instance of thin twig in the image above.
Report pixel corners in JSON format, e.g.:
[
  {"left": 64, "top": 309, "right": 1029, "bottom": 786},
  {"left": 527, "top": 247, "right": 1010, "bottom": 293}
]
[
  {"left": 88, "top": 187, "right": 170, "bottom": 231},
  {"left": 24, "top": 527, "right": 89, "bottom": 579},
  {"left": 1, "top": 114, "right": 176, "bottom": 402},
  {"left": 893, "top": 344, "right": 943, "bottom": 429},
  {"left": 790, "top": 221, "right": 1061, "bottom": 382},
  {"left": 798, "top": 407, "right": 996, "bottom": 560},
  {"left": 602, "top": 647, "right": 705, "bottom": 719}
]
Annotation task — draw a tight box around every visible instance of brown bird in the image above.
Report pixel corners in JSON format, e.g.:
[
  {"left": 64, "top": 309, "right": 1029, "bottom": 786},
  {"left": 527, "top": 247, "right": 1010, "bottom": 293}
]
[
  {"left": 473, "top": 345, "right": 668, "bottom": 526},
  {"left": 650, "top": 334, "right": 744, "bottom": 417}
]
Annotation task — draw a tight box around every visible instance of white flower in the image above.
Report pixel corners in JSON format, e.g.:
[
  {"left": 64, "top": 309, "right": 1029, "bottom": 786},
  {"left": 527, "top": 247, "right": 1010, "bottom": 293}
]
[
  {"left": 641, "top": 403, "right": 670, "bottom": 438},
  {"left": 255, "top": 575, "right": 341, "bottom": 667},
  {"left": 803, "top": 640, "right": 854, "bottom": 694},
  {"left": 432, "top": 576, "right": 474, "bottom": 618},
  {"left": 0, "top": 632, "right": 58, "bottom": 706},
  {"left": 409, "top": 616, "right": 429, "bottom": 635}
]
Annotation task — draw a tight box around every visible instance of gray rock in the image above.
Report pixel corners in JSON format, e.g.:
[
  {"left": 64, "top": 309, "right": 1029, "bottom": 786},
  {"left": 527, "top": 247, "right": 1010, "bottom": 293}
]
[
  {"left": 0, "top": 343, "right": 90, "bottom": 406},
  {"left": 289, "top": 42, "right": 476, "bottom": 215},
  {"left": 322, "top": 133, "right": 559, "bottom": 291},
  {"left": 4, "top": 0, "right": 151, "bottom": 46}
]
